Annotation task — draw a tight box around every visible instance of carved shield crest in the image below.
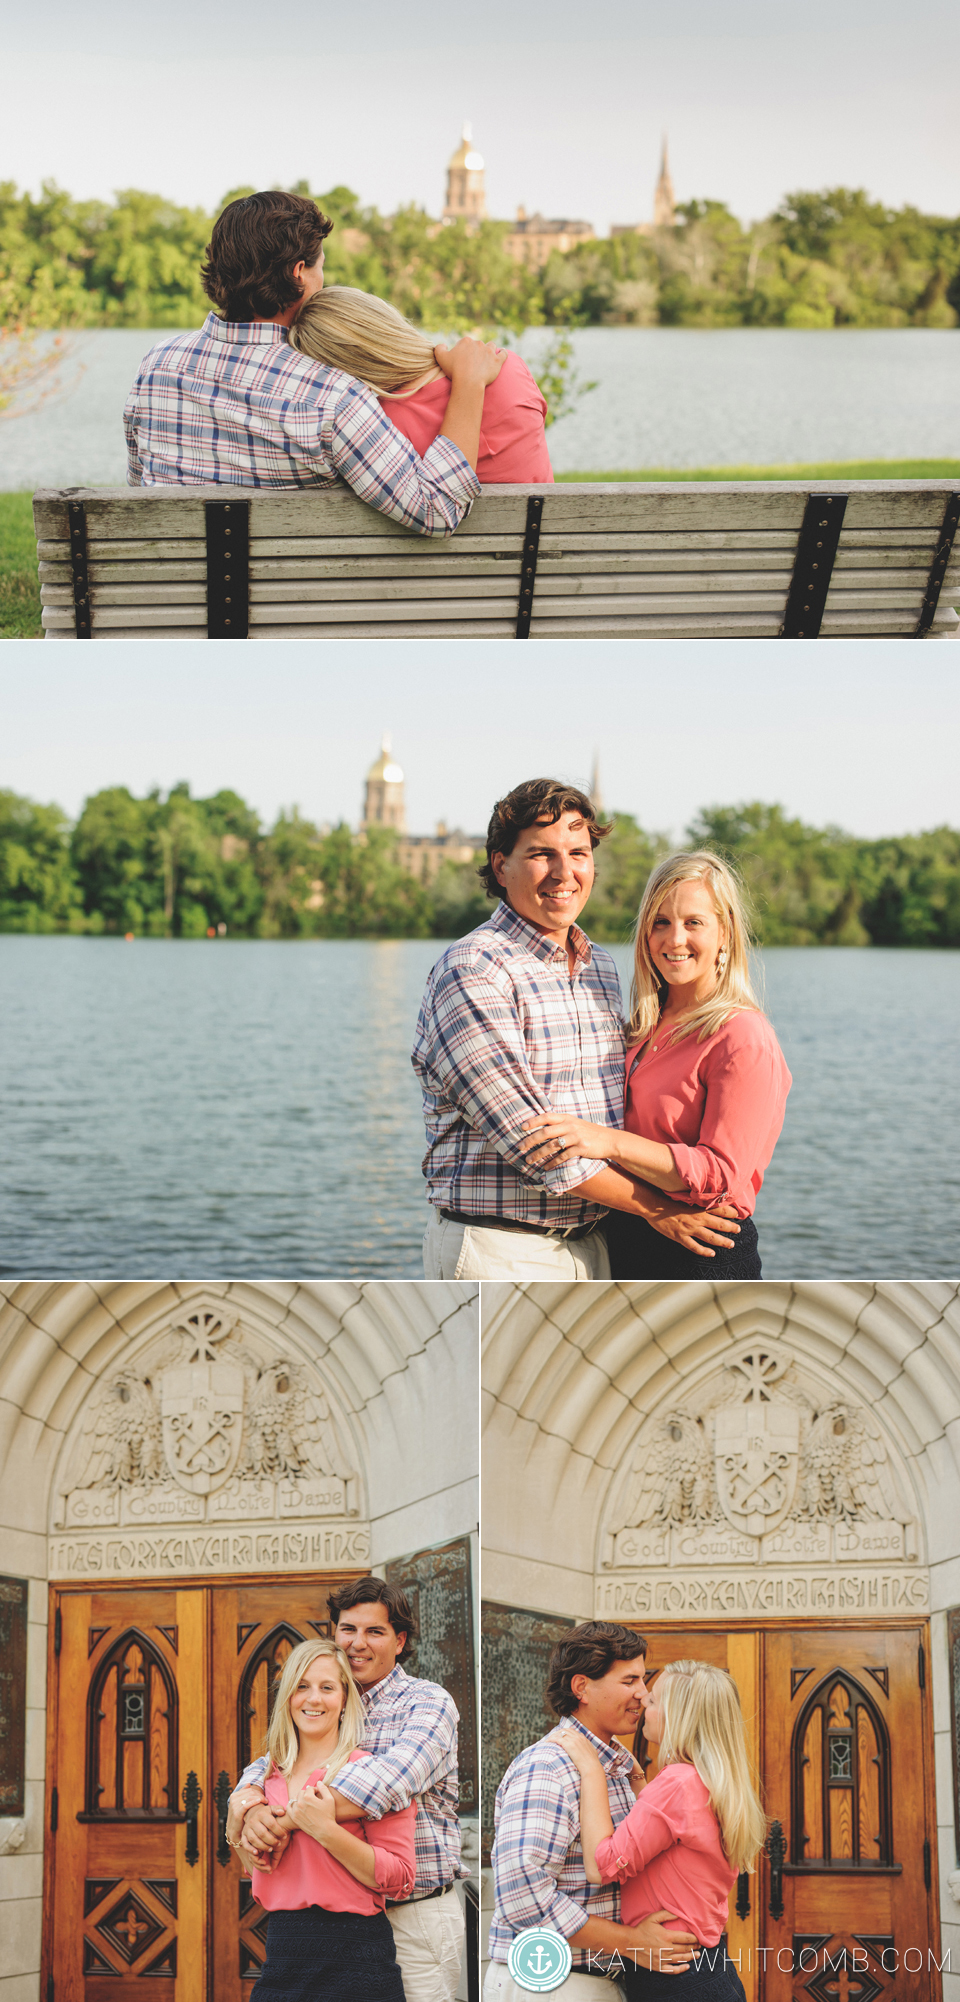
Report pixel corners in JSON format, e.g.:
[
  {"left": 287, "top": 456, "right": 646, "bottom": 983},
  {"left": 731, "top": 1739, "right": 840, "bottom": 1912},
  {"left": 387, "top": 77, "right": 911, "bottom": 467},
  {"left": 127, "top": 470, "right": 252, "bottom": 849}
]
[
  {"left": 714, "top": 1399, "right": 799, "bottom": 1537},
  {"left": 160, "top": 1357, "right": 244, "bottom": 1495}
]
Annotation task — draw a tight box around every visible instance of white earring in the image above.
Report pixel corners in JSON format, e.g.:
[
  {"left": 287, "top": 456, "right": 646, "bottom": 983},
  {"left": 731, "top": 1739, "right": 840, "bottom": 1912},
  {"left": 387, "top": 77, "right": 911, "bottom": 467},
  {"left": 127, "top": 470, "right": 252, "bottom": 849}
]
[{"left": 717, "top": 949, "right": 728, "bottom": 972}]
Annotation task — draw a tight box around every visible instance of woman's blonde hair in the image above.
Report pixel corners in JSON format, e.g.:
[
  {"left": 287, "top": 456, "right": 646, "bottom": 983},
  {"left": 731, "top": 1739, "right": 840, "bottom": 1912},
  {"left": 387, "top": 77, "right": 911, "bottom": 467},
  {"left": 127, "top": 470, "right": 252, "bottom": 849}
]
[
  {"left": 655, "top": 1660, "right": 766, "bottom": 1874},
  {"left": 290, "top": 286, "right": 442, "bottom": 397},
  {"left": 626, "top": 849, "right": 761, "bottom": 1046},
  {"left": 264, "top": 1639, "right": 365, "bottom": 1785}
]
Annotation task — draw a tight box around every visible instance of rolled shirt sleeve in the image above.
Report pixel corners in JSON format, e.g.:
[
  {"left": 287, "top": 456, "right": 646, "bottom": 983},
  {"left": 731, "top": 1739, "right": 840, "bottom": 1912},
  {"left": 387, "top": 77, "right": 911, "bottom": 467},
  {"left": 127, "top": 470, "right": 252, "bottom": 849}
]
[
  {"left": 328, "top": 380, "right": 481, "bottom": 538},
  {"left": 594, "top": 1789, "right": 680, "bottom": 1885},
  {"left": 365, "top": 1800, "right": 417, "bottom": 1898},
  {"left": 492, "top": 1756, "right": 598, "bottom": 1941},
  {"left": 417, "top": 959, "right": 607, "bottom": 1195},
  {"left": 665, "top": 1018, "right": 791, "bottom": 1210},
  {"left": 231, "top": 1755, "right": 268, "bottom": 1797}
]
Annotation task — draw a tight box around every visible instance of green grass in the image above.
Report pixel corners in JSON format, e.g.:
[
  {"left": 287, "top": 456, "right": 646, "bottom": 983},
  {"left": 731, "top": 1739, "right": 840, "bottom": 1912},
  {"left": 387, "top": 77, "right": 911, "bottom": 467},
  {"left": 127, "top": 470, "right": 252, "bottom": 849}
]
[
  {"left": 557, "top": 459, "right": 960, "bottom": 483},
  {"left": 0, "top": 493, "right": 43, "bottom": 638}
]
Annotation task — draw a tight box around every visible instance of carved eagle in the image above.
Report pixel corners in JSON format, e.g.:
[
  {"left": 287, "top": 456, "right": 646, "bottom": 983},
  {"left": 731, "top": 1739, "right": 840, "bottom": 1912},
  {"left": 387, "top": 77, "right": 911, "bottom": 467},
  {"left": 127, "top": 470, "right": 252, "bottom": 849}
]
[
  {"left": 612, "top": 1411, "right": 718, "bottom": 1531},
  {"left": 793, "top": 1402, "right": 903, "bottom": 1523},
  {"left": 239, "top": 1363, "right": 356, "bottom": 1484},
  {"left": 65, "top": 1371, "right": 166, "bottom": 1491}
]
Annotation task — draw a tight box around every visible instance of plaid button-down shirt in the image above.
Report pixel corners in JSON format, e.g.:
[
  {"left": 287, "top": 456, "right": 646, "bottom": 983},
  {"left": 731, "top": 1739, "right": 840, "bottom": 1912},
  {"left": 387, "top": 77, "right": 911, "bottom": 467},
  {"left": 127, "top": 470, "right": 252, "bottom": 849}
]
[
  {"left": 235, "top": 1666, "right": 463, "bottom": 1894},
  {"left": 487, "top": 1719, "right": 636, "bottom": 1966},
  {"left": 123, "top": 314, "right": 480, "bottom": 535},
  {"left": 411, "top": 900, "right": 625, "bottom": 1226}
]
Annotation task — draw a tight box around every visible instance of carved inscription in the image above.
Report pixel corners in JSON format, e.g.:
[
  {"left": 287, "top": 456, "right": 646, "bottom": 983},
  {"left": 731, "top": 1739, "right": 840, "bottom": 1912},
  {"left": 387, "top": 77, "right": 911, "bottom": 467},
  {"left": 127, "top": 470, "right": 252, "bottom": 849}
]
[
  {"left": 49, "top": 1525, "right": 372, "bottom": 1579},
  {"left": 596, "top": 1569, "right": 930, "bottom": 1620}
]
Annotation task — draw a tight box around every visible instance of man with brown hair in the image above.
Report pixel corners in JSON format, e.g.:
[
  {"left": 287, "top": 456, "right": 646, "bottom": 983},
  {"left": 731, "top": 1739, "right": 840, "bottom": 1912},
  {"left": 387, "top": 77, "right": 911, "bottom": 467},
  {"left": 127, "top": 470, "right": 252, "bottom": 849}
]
[
  {"left": 486, "top": 1621, "right": 697, "bottom": 1997},
  {"left": 124, "top": 189, "right": 499, "bottom": 534},
  {"left": 411, "top": 777, "right": 740, "bottom": 1280},
  {"left": 225, "top": 1575, "right": 465, "bottom": 2001}
]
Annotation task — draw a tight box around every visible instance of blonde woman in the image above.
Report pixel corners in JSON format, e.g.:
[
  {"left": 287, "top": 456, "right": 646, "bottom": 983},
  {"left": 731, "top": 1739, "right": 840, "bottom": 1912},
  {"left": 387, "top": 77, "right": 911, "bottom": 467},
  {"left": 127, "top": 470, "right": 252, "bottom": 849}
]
[
  {"left": 553, "top": 1662, "right": 765, "bottom": 2000},
  {"left": 241, "top": 1639, "right": 415, "bottom": 2002},
  {"left": 290, "top": 286, "right": 553, "bottom": 483},
  {"left": 519, "top": 851, "right": 792, "bottom": 1278}
]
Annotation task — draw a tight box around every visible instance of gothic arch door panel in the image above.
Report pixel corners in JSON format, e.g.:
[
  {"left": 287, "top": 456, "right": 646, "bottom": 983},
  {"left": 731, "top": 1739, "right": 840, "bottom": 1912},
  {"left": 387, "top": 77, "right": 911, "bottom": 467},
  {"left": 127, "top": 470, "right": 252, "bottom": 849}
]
[
  {"left": 620, "top": 1624, "right": 761, "bottom": 1999},
  {"left": 761, "top": 1626, "right": 939, "bottom": 2002},
  {"left": 208, "top": 1573, "right": 364, "bottom": 2002},
  {"left": 47, "top": 1587, "right": 209, "bottom": 2002}
]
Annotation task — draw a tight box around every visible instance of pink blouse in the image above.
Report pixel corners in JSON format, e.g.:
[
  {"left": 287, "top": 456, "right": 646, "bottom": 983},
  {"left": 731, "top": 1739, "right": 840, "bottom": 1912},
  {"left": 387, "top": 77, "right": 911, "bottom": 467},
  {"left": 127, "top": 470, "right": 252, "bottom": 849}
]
[
  {"left": 624, "top": 1009, "right": 791, "bottom": 1218},
  {"left": 380, "top": 350, "right": 554, "bottom": 483},
  {"left": 252, "top": 1750, "right": 416, "bottom": 1915},
  {"left": 594, "top": 1763, "right": 735, "bottom": 1946}
]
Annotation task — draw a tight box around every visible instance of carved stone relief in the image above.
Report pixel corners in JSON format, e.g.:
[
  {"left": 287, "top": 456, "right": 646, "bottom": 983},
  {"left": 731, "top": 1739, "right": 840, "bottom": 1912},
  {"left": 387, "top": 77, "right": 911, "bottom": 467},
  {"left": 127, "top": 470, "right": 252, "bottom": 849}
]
[
  {"left": 596, "top": 1343, "right": 926, "bottom": 1620},
  {"left": 49, "top": 1305, "right": 370, "bottom": 1579}
]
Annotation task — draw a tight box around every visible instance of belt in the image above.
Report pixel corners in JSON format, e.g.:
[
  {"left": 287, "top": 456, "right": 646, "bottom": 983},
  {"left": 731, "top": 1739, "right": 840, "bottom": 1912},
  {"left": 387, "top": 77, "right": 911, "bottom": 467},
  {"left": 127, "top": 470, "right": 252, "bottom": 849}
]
[
  {"left": 386, "top": 1882, "right": 455, "bottom": 1908},
  {"left": 439, "top": 1207, "right": 602, "bottom": 1242}
]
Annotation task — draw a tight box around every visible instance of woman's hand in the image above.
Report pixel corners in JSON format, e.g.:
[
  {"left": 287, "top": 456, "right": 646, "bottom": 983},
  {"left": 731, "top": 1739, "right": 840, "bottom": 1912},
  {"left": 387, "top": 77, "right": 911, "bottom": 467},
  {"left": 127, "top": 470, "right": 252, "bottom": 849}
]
[
  {"left": 520, "top": 1116, "right": 619, "bottom": 1166},
  {"left": 286, "top": 1779, "right": 339, "bottom": 1845},
  {"left": 547, "top": 1726, "right": 603, "bottom": 1774},
  {"left": 627, "top": 1753, "right": 647, "bottom": 1799},
  {"left": 649, "top": 1203, "right": 740, "bottom": 1255}
]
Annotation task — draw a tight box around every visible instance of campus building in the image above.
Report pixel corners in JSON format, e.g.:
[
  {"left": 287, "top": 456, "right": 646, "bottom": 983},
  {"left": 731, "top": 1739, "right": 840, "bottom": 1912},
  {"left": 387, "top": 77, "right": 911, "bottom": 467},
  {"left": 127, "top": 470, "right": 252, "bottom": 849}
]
[
  {"left": 482, "top": 1282, "right": 960, "bottom": 2002},
  {"left": 504, "top": 208, "right": 596, "bottom": 268},
  {"left": 443, "top": 124, "right": 488, "bottom": 225},
  {"left": 0, "top": 1282, "right": 478, "bottom": 2002},
  {"left": 361, "top": 736, "right": 481, "bottom": 884}
]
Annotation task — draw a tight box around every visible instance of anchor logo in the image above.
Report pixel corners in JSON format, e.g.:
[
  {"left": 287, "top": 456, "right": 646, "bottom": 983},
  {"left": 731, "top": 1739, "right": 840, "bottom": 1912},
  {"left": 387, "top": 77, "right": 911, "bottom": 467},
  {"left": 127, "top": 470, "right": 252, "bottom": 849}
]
[{"left": 507, "top": 1926, "right": 574, "bottom": 1992}]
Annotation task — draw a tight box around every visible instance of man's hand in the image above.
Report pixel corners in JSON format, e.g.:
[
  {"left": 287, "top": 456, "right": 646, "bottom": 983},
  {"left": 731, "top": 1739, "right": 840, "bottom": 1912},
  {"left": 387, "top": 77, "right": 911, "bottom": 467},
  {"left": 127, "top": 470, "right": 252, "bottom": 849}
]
[
  {"left": 237, "top": 1801, "right": 289, "bottom": 1871},
  {"left": 434, "top": 337, "right": 506, "bottom": 388},
  {"left": 648, "top": 1202, "right": 740, "bottom": 1255},
  {"left": 622, "top": 1911, "right": 699, "bottom": 1973},
  {"left": 235, "top": 1820, "right": 291, "bottom": 1876}
]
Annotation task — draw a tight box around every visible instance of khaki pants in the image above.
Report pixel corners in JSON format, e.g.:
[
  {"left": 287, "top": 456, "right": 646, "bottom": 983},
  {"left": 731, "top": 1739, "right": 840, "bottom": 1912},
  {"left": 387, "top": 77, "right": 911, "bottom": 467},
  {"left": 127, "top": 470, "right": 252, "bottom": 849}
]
[
  {"left": 483, "top": 1963, "right": 623, "bottom": 2000},
  {"left": 423, "top": 1211, "right": 610, "bottom": 1282},
  {"left": 388, "top": 1887, "right": 465, "bottom": 2002}
]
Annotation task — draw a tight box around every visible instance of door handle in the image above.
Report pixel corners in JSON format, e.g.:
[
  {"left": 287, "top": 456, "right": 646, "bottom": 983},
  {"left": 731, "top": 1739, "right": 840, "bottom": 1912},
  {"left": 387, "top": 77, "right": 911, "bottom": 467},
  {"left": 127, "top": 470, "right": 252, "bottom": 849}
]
[
  {"left": 767, "top": 1820, "right": 786, "bottom": 1921},
  {"left": 215, "top": 1771, "right": 233, "bottom": 1867},
  {"left": 183, "top": 1771, "right": 203, "bottom": 1866}
]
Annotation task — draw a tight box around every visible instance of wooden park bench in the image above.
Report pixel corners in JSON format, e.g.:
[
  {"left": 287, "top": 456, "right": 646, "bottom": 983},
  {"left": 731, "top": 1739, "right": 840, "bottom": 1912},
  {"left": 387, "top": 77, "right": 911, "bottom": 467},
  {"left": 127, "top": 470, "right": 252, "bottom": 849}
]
[{"left": 34, "top": 480, "right": 960, "bottom": 640}]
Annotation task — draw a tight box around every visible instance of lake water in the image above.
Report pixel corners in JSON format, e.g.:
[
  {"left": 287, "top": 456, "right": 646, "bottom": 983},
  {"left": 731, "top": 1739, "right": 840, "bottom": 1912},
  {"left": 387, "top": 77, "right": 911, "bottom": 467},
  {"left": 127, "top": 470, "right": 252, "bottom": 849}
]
[
  {"left": 1, "top": 936, "right": 957, "bottom": 1279},
  {"left": 2, "top": 326, "right": 958, "bottom": 488}
]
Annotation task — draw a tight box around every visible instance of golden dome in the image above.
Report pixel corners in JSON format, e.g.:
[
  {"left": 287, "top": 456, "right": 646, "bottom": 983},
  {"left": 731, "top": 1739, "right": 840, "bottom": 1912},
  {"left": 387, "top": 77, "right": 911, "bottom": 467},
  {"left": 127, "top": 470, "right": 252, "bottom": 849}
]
[
  {"left": 449, "top": 122, "right": 484, "bottom": 173},
  {"left": 367, "top": 735, "right": 404, "bottom": 785}
]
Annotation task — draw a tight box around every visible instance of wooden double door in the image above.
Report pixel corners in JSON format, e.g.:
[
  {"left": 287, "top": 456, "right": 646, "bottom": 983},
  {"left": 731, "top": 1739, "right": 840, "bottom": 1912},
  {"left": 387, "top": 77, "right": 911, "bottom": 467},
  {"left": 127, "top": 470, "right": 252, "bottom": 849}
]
[
  {"left": 623, "top": 1622, "right": 940, "bottom": 2002},
  {"left": 44, "top": 1572, "right": 363, "bottom": 2002}
]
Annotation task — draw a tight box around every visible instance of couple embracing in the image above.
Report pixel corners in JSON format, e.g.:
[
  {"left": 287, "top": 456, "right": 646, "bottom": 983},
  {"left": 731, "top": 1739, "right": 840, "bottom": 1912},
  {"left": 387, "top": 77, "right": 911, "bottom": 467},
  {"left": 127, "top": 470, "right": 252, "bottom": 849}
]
[
  {"left": 412, "top": 779, "right": 792, "bottom": 1282},
  {"left": 224, "top": 1575, "right": 465, "bottom": 2002},
  {"left": 125, "top": 190, "right": 550, "bottom": 509},
  {"left": 487, "top": 1621, "right": 765, "bottom": 2001}
]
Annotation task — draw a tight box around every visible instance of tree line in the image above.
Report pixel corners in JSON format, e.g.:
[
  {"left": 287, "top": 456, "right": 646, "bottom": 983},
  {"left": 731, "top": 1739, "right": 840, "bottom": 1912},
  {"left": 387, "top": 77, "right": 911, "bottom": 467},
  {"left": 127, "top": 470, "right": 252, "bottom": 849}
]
[
  {"left": 2, "top": 178, "right": 958, "bottom": 331},
  {"left": 2, "top": 785, "right": 958, "bottom": 948}
]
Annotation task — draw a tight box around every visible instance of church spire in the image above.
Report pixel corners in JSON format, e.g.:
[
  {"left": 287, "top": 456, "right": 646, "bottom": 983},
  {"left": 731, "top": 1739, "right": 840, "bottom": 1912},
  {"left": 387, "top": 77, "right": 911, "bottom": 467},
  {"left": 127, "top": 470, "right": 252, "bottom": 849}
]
[
  {"left": 653, "top": 135, "right": 675, "bottom": 229},
  {"left": 589, "top": 753, "right": 605, "bottom": 820}
]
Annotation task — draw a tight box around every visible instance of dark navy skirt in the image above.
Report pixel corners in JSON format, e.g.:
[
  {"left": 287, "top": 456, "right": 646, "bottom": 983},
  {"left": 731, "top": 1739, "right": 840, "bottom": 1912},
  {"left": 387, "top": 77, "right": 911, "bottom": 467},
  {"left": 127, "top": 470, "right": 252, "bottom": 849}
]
[
  {"left": 604, "top": 1212, "right": 762, "bottom": 1280},
  {"left": 622, "top": 1943, "right": 747, "bottom": 2001},
  {"left": 250, "top": 1906, "right": 405, "bottom": 2002}
]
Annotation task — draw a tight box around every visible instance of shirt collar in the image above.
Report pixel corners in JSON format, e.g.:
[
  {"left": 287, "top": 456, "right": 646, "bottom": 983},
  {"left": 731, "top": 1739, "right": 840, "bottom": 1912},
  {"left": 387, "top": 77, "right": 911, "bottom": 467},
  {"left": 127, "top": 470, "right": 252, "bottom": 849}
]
[
  {"left": 361, "top": 1663, "right": 408, "bottom": 1711},
  {"left": 489, "top": 898, "right": 594, "bottom": 970},
  {"left": 204, "top": 311, "right": 291, "bottom": 346},
  {"left": 562, "top": 1715, "right": 635, "bottom": 1774}
]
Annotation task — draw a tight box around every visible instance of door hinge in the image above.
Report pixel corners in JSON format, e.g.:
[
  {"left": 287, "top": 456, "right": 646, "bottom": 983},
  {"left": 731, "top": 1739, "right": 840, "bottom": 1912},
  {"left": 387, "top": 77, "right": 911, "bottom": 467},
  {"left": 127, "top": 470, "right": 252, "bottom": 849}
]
[
  {"left": 54, "top": 1608, "right": 62, "bottom": 1656},
  {"left": 918, "top": 1644, "right": 926, "bottom": 1690},
  {"left": 50, "top": 1786, "right": 58, "bottom": 1832},
  {"left": 47, "top": 1978, "right": 54, "bottom": 2002},
  {"left": 923, "top": 1839, "right": 931, "bottom": 1889}
]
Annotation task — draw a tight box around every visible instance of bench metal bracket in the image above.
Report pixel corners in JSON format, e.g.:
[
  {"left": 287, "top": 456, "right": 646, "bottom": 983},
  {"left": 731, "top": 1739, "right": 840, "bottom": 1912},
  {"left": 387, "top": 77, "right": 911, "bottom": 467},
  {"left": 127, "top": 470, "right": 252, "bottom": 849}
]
[
  {"left": 779, "top": 494, "right": 847, "bottom": 637},
  {"left": 915, "top": 491, "right": 960, "bottom": 636},
  {"left": 205, "top": 500, "right": 250, "bottom": 638},
  {"left": 68, "top": 500, "right": 92, "bottom": 639},
  {"left": 515, "top": 495, "right": 544, "bottom": 638}
]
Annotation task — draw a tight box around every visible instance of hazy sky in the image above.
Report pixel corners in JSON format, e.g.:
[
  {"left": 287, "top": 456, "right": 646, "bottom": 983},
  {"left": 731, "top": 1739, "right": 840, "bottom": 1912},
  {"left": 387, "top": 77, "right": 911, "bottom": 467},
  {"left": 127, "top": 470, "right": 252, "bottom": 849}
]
[
  {"left": 1, "top": 640, "right": 955, "bottom": 842},
  {"left": 4, "top": 0, "right": 958, "bottom": 232}
]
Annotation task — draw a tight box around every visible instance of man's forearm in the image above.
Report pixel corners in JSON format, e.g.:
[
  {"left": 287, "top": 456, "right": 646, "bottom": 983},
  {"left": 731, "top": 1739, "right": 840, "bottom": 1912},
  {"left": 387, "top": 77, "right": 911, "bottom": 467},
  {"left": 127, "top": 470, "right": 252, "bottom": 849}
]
[
  {"left": 568, "top": 1916, "right": 646, "bottom": 1953},
  {"left": 576, "top": 1163, "right": 685, "bottom": 1221},
  {"left": 439, "top": 381, "right": 484, "bottom": 469}
]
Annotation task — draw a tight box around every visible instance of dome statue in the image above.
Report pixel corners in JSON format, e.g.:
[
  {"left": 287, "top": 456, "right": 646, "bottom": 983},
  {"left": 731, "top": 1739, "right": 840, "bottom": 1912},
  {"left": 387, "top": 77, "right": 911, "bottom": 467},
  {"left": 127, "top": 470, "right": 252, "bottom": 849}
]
[
  {"left": 362, "top": 735, "right": 407, "bottom": 833},
  {"left": 444, "top": 123, "right": 488, "bottom": 226}
]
